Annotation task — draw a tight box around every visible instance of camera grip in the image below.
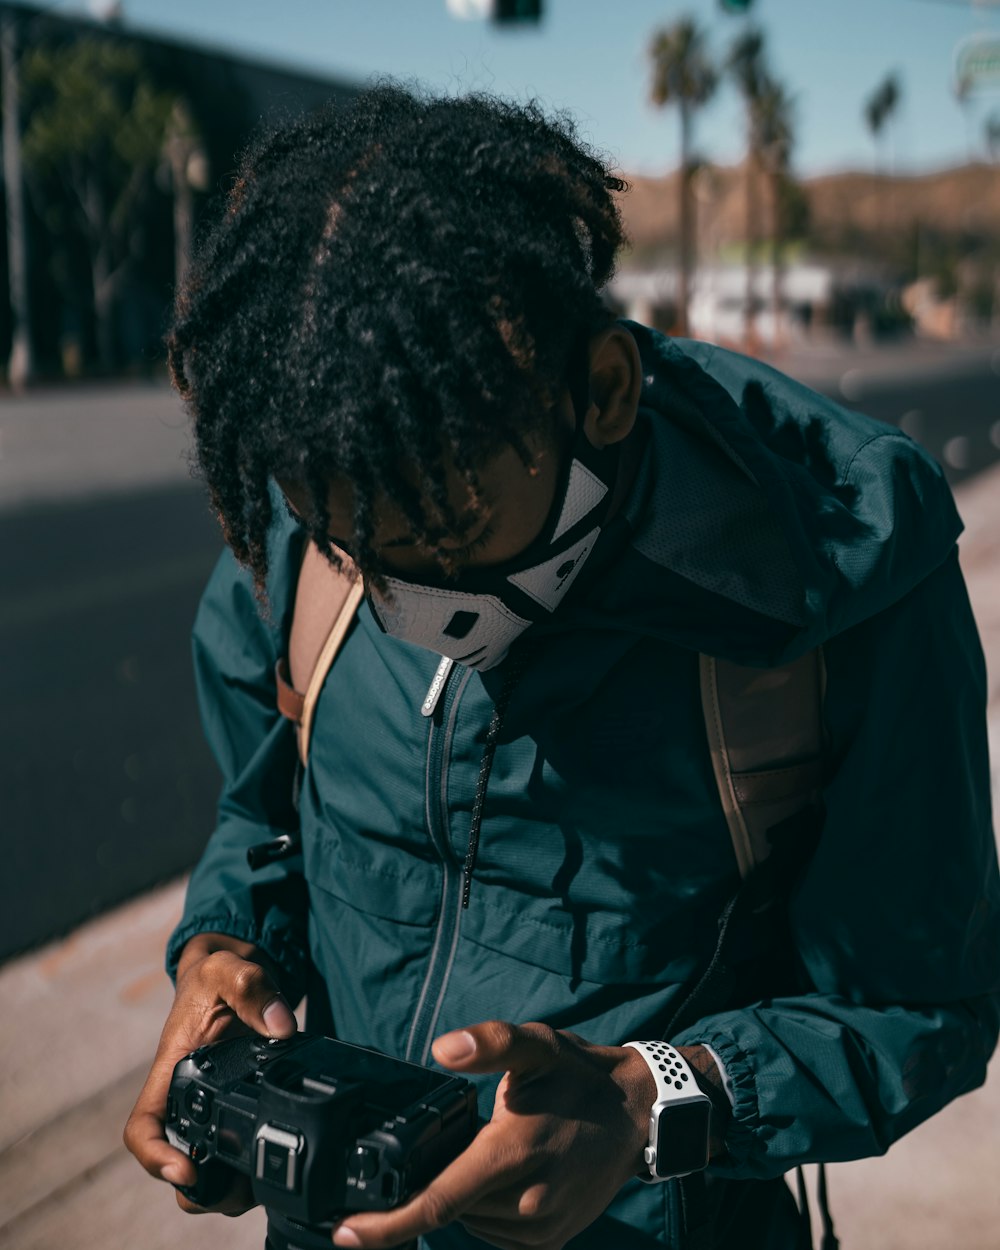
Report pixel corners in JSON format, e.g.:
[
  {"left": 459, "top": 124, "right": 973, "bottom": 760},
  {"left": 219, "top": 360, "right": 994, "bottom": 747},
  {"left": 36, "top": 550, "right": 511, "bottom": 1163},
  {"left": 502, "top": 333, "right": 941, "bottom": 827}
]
[{"left": 175, "top": 1156, "right": 234, "bottom": 1208}]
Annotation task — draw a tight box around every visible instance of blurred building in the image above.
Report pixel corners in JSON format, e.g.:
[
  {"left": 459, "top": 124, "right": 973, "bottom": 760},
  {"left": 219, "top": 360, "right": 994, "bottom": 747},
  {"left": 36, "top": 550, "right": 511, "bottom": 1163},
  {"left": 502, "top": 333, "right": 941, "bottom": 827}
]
[
  {"left": 0, "top": 2, "right": 358, "bottom": 380},
  {"left": 609, "top": 259, "right": 893, "bottom": 349}
]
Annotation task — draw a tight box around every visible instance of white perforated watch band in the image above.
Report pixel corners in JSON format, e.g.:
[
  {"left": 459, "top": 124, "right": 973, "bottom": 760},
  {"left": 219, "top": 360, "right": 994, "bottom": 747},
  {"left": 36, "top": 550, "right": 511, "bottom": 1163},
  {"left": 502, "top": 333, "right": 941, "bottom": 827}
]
[{"left": 624, "top": 1040, "right": 712, "bottom": 1181}]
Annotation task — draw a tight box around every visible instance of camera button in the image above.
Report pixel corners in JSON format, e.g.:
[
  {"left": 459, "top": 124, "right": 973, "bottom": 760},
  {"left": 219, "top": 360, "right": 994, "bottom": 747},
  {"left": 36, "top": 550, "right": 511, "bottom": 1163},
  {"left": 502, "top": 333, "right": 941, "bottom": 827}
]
[
  {"left": 186, "top": 1086, "right": 213, "bottom": 1124},
  {"left": 351, "top": 1145, "right": 380, "bottom": 1181}
]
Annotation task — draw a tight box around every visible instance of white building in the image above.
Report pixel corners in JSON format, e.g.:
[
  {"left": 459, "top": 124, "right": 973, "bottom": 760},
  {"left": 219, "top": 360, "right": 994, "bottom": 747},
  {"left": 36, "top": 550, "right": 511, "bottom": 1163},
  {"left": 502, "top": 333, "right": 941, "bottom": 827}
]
[{"left": 609, "top": 261, "right": 885, "bottom": 347}]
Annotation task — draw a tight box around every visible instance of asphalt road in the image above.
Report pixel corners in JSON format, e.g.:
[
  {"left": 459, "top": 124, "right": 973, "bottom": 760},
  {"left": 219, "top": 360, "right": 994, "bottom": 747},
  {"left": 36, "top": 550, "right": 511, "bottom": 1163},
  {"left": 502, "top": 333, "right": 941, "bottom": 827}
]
[
  {"left": 0, "top": 484, "right": 224, "bottom": 961},
  {"left": 818, "top": 350, "right": 1000, "bottom": 489},
  {"left": 1, "top": 347, "right": 998, "bottom": 961}
]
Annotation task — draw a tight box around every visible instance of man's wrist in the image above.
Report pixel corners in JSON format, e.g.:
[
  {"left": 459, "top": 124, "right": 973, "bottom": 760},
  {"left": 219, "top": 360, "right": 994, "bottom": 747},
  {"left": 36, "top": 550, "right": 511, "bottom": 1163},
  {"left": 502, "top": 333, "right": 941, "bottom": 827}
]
[{"left": 616, "top": 1043, "right": 659, "bottom": 1174}]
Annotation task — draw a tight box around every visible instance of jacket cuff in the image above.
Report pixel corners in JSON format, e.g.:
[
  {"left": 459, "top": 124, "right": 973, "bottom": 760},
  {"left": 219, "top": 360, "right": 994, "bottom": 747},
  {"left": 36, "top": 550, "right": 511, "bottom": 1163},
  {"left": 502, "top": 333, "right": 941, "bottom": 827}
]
[
  {"left": 672, "top": 1025, "right": 763, "bottom": 1177},
  {"left": 166, "top": 914, "right": 308, "bottom": 1006}
]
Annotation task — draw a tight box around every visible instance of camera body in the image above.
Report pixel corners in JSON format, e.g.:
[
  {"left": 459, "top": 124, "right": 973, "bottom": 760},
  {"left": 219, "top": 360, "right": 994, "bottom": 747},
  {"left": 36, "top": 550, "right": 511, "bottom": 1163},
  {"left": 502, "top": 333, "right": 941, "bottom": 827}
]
[{"left": 165, "top": 1032, "right": 478, "bottom": 1230}]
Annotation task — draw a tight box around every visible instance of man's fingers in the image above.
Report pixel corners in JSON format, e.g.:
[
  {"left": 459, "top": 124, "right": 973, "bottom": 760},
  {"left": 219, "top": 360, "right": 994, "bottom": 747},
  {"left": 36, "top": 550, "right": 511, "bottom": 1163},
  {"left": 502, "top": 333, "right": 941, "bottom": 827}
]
[
  {"left": 332, "top": 1127, "right": 517, "bottom": 1247},
  {"left": 173, "top": 1172, "right": 256, "bottom": 1217},
  {"left": 122, "top": 1107, "right": 196, "bottom": 1185},
  {"left": 124, "top": 1033, "right": 209, "bottom": 1180},
  {"left": 431, "top": 1020, "right": 561, "bottom": 1077},
  {"left": 191, "top": 950, "right": 296, "bottom": 1040},
  {"left": 124, "top": 951, "right": 294, "bottom": 1192}
]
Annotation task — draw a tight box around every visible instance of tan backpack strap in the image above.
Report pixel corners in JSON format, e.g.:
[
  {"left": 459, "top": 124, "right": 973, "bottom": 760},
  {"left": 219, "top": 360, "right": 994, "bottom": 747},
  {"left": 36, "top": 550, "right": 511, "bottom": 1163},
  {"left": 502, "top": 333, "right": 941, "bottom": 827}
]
[
  {"left": 700, "top": 648, "right": 826, "bottom": 879},
  {"left": 275, "top": 657, "right": 305, "bottom": 724},
  {"left": 277, "top": 539, "right": 364, "bottom": 765},
  {"left": 298, "top": 577, "right": 364, "bottom": 764}
]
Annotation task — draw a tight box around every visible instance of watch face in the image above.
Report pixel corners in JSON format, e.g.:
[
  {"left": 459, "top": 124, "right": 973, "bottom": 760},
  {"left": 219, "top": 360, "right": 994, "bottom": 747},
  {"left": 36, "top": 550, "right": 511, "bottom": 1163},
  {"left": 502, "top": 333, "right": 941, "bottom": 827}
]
[{"left": 654, "top": 1100, "right": 712, "bottom": 1178}]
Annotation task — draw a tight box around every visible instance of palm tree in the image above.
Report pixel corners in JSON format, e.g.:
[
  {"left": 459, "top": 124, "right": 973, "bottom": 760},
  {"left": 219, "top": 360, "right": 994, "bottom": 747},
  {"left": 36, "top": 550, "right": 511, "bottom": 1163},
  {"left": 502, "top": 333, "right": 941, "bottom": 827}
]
[
  {"left": 864, "top": 73, "right": 901, "bottom": 246},
  {"left": 985, "top": 112, "right": 1000, "bottom": 165},
  {"left": 649, "top": 18, "right": 718, "bottom": 336},
  {"left": 864, "top": 73, "right": 901, "bottom": 174},
  {"left": 728, "top": 27, "right": 768, "bottom": 349},
  {"left": 754, "top": 74, "right": 795, "bottom": 348}
]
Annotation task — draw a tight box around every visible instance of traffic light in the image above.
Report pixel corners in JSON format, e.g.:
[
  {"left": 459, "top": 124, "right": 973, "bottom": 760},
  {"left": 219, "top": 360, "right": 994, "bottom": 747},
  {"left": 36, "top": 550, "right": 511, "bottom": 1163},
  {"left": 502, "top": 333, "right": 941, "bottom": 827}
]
[{"left": 494, "top": 0, "right": 543, "bottom": 23}]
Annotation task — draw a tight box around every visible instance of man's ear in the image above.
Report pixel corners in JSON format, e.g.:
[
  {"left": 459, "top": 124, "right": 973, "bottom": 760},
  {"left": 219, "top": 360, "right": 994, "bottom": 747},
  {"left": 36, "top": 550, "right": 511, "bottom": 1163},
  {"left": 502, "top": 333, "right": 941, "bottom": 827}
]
[{"left": 582, "top": 324, "right": 642, "bottom": 449}]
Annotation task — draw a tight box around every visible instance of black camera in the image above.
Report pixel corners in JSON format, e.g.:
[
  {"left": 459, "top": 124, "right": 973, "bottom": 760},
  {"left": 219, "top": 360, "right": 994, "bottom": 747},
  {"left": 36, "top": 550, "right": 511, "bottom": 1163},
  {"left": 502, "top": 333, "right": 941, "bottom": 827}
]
[{"left": 165, "top": 1032, "right": 478, "bottom": 1250}]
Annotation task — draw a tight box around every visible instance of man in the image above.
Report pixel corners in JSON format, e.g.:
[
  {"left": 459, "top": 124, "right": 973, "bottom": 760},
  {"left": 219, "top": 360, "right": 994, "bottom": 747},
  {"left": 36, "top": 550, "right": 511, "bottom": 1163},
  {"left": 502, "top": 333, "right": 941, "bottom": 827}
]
[{"left": 124, "top": 85, "right": 1000, "bottom": 1250}]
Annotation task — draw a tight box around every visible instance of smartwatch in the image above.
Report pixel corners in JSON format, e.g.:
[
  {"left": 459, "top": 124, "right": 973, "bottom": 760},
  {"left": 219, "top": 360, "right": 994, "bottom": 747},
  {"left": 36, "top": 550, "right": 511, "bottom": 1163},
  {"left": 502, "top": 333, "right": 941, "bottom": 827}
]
[{"left": 623, "top": 1040, "right": 712, "bottom": 1181}]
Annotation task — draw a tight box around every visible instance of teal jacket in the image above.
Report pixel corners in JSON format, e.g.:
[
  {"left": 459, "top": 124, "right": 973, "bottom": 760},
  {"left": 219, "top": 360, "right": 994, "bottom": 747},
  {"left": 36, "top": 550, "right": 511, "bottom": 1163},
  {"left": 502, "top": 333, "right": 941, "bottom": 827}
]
[{"left": 169, "top": 324, "right": 1000, "bottom": 1248}]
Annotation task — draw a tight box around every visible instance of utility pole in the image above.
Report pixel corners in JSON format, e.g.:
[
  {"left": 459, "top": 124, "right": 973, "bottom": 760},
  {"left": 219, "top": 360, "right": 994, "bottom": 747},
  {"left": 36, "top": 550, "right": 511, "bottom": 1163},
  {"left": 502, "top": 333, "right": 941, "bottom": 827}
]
[{"left": 1, "top": 7, "right": 33, "bottom": 391}]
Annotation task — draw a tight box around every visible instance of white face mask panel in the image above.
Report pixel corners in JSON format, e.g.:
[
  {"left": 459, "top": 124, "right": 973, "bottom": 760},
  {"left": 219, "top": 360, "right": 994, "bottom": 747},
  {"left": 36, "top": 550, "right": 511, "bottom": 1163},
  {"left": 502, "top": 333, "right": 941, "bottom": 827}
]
[
  {"left": 366, "top": 437, "right": 617, "bottom": 671},
  {"left": 367, "top": 583, "right": 532, "bottom": 671}
]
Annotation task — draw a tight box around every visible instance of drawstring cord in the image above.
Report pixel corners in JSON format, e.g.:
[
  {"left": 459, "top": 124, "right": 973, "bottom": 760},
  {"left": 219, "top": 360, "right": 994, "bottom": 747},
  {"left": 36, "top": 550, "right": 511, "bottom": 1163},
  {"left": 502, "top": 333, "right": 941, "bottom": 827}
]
[
  {"left": 817, "top": 1162, "right": 839, "bottom": 1249},
  {"left": 791, "top": 1164, "right": 839, "bottom": 1250},
  {"left": 462, "top": 650, "right": 527, "bottom": 909}
]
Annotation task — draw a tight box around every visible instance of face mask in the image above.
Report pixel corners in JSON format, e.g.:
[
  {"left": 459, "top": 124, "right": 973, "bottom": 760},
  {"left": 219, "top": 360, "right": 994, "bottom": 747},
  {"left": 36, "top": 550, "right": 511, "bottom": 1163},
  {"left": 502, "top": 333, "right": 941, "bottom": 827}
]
[{"left": 366, "top": 425, "right": 620, "bottom": 671}]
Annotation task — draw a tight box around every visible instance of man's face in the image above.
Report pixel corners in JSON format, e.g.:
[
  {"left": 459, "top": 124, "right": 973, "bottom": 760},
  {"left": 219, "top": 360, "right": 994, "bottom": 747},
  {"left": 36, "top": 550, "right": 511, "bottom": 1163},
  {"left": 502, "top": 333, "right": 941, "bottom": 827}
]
[{"left": 280, "top": 394, "right": 575, "bottom": 583}]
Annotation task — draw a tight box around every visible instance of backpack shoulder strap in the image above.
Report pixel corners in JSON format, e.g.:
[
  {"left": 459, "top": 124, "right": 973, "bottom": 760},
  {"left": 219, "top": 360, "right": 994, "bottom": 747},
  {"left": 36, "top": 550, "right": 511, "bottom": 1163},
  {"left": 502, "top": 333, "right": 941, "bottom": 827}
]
[
  {"left": 275, "top": 539, "right": 364, "bottom": 765},
  {"left": 662, "top": 647, "right": 828, "bottom": 1042},
  {"left": 699, "top": 648, "right": 827, "bottom": 879}
]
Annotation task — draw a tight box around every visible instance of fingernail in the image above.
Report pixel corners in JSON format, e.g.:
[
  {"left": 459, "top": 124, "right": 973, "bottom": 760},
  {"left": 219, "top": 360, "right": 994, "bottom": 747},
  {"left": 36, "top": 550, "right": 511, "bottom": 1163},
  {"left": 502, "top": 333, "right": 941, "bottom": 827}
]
[
  {"left": 436, "top": 1029, "right": 476, "bottom": 1063},
  {"left": 161, "top": 1162, "right": 186, "bottom": 1185},
  {"left": 263, "top": 997, "right": 295, "bottom": 1037},
  {"left": 332, "top": 1227, "right": 363, "bottom": 1247}
]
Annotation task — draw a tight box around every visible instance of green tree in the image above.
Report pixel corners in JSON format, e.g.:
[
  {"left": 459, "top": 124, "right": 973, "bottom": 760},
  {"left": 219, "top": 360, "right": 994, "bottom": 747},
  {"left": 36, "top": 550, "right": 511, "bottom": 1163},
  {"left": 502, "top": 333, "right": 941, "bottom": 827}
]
[
  {"left": 754, "top": 73, "right": 796, "bottom": 345},
  {"left": 728, "top": 26, "right": 768, "bottom": 347},
  {"left": 649, "top": 17, "right": 718, "bottom": 336},
  {"left": 1, "top": 10, "right": 33, "bottom": 388},
  {"left": 20, "top": 37, "right": 179, "bottom": 371},
  {"left": 160, "top": 97, "right": 209, "bottom": 292}
]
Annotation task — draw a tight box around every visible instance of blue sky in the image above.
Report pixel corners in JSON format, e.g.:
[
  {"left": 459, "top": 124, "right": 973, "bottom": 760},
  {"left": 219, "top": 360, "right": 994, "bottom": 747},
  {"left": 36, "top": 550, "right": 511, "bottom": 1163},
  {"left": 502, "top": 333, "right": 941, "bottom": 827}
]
[{"left": 46, "top": 0, "right": 1000, "bottom": 176}]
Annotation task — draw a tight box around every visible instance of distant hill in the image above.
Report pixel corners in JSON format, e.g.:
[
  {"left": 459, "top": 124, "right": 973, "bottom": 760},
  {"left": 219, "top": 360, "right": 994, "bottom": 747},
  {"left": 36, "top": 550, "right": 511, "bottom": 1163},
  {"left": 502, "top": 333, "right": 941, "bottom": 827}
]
[{"left": 617, "top": 161, "right": 1000, "bottom": 260}]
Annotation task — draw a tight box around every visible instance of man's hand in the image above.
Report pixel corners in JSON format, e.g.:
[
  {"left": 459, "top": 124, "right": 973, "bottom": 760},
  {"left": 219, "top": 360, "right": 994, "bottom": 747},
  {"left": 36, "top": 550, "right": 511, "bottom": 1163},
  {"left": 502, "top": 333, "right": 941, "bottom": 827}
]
[
  {"left": 122, "top": 932, "right": 297, "bottom": 1215},
  {"left": 330, "top": 1021, "right": 656, "bottom": 1250}
]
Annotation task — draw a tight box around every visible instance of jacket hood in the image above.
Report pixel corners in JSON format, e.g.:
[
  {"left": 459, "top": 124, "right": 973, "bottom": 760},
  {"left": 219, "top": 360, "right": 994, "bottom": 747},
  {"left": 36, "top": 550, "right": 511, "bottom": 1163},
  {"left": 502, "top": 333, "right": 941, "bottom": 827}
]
[{"left": 564, "top": 322, "right": 963, "bottom": 667}]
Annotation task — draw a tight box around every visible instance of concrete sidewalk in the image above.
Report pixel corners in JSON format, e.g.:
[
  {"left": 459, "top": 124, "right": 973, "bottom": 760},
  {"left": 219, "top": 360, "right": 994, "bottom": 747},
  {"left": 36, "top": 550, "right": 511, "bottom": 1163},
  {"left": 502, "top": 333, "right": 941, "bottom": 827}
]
[
  {"left": 2, "top": 464, "right": 1000, "bottom": 1250},
  {"left": 0, "top": 382, "right": 196, "bottom": 515}
]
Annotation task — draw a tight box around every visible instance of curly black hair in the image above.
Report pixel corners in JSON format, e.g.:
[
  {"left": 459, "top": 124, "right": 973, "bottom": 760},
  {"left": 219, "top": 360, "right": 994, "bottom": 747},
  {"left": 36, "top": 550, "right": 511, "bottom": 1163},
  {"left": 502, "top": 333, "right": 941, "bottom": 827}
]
[{"left": 168, "top": 82, "right": 629, "bottom": 589}]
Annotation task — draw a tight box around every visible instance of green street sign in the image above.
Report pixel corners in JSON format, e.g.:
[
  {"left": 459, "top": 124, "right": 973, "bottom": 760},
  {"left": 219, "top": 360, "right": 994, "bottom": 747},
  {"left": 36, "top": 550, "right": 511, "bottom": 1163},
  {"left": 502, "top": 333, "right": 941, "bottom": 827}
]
[
  {"left": 955, "top": 34, "right": 1000, "bottom": 93},
  {"left": 720, "top": 0, "right": 753, "bottom": 11},
  {"left": 494, "top": 0, "right": 542, "bottom": 21}
]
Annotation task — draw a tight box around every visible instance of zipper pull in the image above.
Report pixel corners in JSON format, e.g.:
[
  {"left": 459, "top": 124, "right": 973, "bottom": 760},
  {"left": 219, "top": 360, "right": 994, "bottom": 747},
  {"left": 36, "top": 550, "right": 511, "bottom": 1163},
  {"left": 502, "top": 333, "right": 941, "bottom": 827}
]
[{"left": 421, "top": 656, "right": 455, "bottom": 718}]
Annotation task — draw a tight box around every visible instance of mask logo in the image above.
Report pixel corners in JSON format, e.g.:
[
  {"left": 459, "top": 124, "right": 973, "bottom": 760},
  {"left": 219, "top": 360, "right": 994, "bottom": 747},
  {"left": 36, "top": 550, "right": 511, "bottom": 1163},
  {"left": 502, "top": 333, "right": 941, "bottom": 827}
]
[{"left": 506, "top": 529, "right": 597, "bottom": 613}]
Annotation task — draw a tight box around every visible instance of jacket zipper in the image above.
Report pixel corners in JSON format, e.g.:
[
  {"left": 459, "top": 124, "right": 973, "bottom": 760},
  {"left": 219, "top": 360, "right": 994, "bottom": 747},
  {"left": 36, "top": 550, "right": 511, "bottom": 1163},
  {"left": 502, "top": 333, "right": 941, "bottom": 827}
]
[{"left": 404, "top": 663, "right": 475, "bottom": 1063}]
